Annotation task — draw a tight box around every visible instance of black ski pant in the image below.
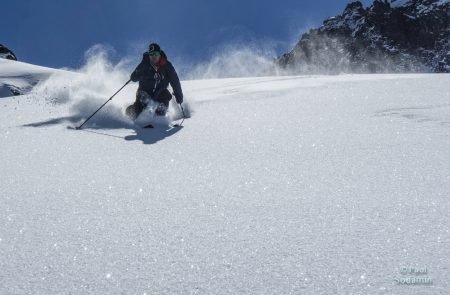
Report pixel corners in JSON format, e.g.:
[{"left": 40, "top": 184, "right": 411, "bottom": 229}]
[{"left": 126, "top": 88, "right": 172, "bottom": 120}]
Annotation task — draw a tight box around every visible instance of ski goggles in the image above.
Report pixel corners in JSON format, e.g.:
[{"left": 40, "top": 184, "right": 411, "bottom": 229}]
[{"left": 149, "top": 51, "right": 161, "bottom": 57}]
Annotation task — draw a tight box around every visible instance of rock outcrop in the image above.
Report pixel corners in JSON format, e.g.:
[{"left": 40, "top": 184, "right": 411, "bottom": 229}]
[
  {"left": 0, "top": 44, "right": 17, "bottom": 61},
  {"left": 279, "top": 0, "right": 449, "bottom": 73}
]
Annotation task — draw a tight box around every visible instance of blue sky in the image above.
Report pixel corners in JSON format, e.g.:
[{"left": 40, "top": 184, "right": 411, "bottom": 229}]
[{"left": 3, "top": 0, "right": 373, "bottom": 69}]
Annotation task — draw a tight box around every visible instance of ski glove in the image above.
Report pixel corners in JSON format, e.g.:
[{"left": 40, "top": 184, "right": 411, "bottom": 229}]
[{"left": 176, "top": 95, "right": 183, "bottom": 104}]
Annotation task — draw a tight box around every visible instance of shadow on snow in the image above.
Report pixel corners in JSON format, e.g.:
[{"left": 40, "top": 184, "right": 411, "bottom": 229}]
[{"left": 21, "top": 114, "right": 183, "bottom": 145}]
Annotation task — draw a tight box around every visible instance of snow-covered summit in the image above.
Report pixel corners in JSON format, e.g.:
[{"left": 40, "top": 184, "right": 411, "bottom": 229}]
[{"left": 321, "top": 1, "right": 367, "bottom": 34}]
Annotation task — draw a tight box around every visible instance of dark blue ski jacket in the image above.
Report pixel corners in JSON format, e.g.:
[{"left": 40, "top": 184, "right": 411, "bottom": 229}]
[{"left": 130, "top": 51, "right": 183, "bottom": 102}]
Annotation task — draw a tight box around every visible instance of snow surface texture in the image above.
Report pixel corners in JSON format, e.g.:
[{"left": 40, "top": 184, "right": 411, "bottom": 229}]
[{"left": 1, "top": 59, "right": 450, "bottom": 294}]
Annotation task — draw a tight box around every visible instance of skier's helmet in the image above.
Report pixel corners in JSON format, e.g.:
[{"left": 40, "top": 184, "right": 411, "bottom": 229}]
[{"left": 148, "top": 43, "right": 161, "bottom": 54}]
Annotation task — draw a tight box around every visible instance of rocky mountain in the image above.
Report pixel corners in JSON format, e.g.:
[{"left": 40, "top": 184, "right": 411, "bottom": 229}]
[
  {"left": 278, "top": 0, "right": 449, "bottom": 73},
  {"left": 0, "top": 44, "right": 17, "bottom": 61}
]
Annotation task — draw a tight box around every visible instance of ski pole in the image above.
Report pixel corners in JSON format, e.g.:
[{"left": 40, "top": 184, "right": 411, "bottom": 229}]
[
  {"left": 75, "top": 79, "right": 131, "bottom": 130},
  {"left": 173, "top": 103, "right": 186, "bottom": 127},
  {"left": 179, "top": 103, "right": 186, "bottom": 119}
]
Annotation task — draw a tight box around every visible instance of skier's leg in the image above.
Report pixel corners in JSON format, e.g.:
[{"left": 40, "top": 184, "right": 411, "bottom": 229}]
[
  {"left": 126, "top": 102, "right": 145, "bottom": 120},
  {"left": 126, "top": 90, "right": 148, "bottom": 120},
  {"left": 137, "top": 90, "right": 152, "bottom": 106},
  {"left": 125, "top": 104, "right": 138, "bottom": 120},
  {"left": 154, "top": 89, "right": 172, "bottom": 116}
]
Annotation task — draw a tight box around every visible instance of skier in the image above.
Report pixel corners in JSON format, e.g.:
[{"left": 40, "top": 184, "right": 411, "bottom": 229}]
[{"left": 126, "top": 43, "right": 183, "bottom": 120}]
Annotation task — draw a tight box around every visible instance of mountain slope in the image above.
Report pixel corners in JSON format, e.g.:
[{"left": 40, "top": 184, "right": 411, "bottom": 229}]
[
  {"left": 0, "top": 59, "right": 66, "bottom": 97},
  {"left": 279, "top": 0, "right": 450, "bottom": 73},
  {"left": 1, "top": 60, "right": 450, "bottom": 294}
]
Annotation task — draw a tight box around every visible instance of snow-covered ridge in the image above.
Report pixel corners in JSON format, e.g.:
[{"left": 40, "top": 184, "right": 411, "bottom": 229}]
[{"left": 0, "top": 59, "right": 67, "bottom": 97}]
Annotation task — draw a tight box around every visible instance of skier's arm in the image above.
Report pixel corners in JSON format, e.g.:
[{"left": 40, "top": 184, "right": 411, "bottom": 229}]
[
  {"left": 167, "top": 63, "right": 183, "bottom": 103},
  {"left": 130, "top": 63, "right": 144, "bottom": 82},
  {"left": 130, "top": 53, "right": 147, "bottom": 82},
  {"left": 130, "top": 66, "right": 140, "bottom": 82}
]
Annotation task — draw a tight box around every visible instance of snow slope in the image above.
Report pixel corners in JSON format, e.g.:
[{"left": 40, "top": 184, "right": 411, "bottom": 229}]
[
  {"left": 1, "top": 59, "right": 449, "bottom": 294},
  {"left": 0, "top": 59, "right": 69, "bottom": 97}
]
